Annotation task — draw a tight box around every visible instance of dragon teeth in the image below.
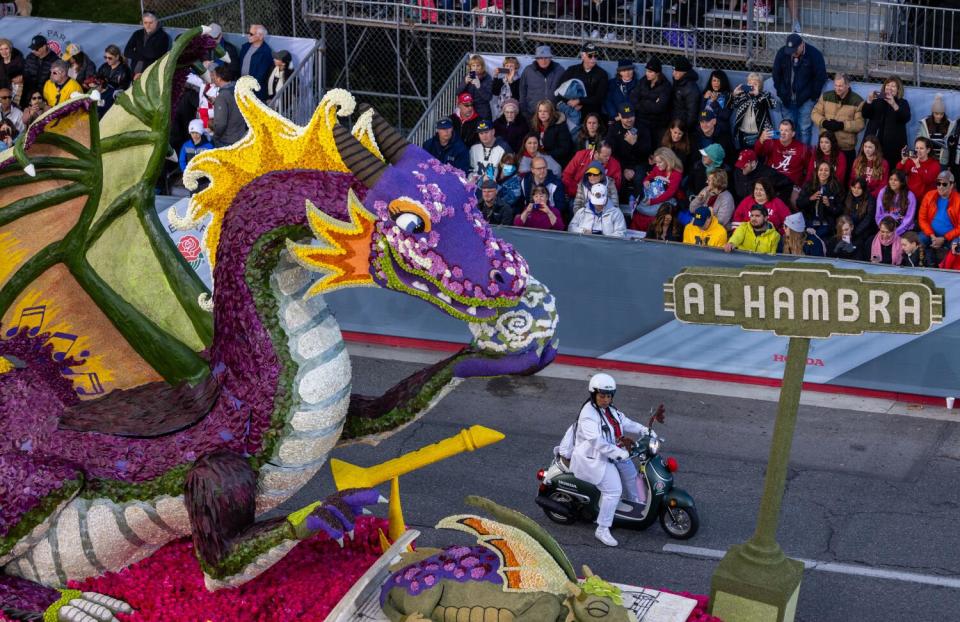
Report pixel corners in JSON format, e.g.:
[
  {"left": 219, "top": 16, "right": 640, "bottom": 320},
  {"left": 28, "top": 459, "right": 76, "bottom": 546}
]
[
  {"left": 438, "top": 292, "right": 452, "bottom": 303},
  {"left": 411, "top": 281, "right": 430, "bottom": 292},
  {"left": 466, "top": 307, "right": 477, "bottom": 316}
]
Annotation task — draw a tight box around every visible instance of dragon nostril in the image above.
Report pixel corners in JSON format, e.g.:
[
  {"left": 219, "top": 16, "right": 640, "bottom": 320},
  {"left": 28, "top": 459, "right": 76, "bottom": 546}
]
[{"left": 490, "top": 269, "right": 505, "bottom": 284}]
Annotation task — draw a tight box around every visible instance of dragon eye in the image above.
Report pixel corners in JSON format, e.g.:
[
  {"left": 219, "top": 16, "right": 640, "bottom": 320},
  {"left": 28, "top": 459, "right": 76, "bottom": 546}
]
[
  {"left": 586, "top": 600, "right": 610, "bottom": 617},
  {"left": 395, "top": 212, "right": 426, "bottom": 234}
]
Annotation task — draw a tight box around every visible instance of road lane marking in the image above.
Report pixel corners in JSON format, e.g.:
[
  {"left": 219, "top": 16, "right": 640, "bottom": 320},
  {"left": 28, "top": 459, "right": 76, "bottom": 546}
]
[{"left": 662, "top": 543, "right": 960, "bottom": 589}]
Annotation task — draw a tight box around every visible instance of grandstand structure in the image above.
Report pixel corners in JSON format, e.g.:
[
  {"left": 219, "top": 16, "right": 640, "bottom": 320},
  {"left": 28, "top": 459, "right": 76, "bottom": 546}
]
[{"left": 294, "top": 0, "right": 960, "bottom": 130}]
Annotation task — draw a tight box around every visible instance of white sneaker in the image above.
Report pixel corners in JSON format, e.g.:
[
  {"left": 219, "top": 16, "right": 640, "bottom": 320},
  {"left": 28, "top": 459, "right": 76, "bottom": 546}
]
[
  {"left": 595, "top": 526, "right": 618, "bottom": 547},
  {"left": 604, "top": 31, "right": 617, "bottom": 41},
  {"left": 792, "top": 20, "right": 802, "bottom": 33},
  {"left": 591, "top": 29, "right": 600, "bottom": 39}
]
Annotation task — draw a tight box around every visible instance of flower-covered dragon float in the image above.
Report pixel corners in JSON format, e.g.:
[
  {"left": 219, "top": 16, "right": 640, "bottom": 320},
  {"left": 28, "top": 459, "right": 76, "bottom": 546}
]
[{"left": 0, "top": 27, "right": 558, "bottom": 620}]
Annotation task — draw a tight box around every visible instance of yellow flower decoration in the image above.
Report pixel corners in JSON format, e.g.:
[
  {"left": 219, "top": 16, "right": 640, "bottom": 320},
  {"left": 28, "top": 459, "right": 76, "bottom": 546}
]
[{"left": 176, "top": 80, "right": 361, "bottom": 267}]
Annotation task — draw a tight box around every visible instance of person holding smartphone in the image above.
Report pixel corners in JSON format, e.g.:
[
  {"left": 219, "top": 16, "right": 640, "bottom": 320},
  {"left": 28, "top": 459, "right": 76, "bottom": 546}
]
[
  {"left": 896, "top": 136, "right": 940, "bottom": 202},
  {"left": 457, "top": 55, "right": 493, "bottom": 122},
  {"left": 730, "top": 72, "right": 775, "bottom": 149},
  {"left": 797, "top": 161, "right": 844, "bottom": 238},
  {"left": 862, "top": 76, "right": 911, "bottom": 171},
  {"left": 491, "top": 56, "right": 520, "bottom": 113},
  {"left": 514, "top": 184, "right": 565, "bottom": 231}
]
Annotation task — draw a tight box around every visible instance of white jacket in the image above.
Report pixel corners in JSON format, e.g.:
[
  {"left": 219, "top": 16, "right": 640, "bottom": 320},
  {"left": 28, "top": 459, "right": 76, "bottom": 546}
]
[
  {"left": 568, "top": 402, "right": 648, "bottom": 485},
  {"left": 567, "top": 201, "right": 627, "bottom": 237}
]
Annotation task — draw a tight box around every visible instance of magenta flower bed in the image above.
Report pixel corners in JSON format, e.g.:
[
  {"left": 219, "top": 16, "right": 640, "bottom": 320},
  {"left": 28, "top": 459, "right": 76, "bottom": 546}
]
[
  {"left": 659, "top": 588, "right": 724, "bottom": 622},
  {"left": 0, "top": 517, "right": 388, "bottom": 622}
]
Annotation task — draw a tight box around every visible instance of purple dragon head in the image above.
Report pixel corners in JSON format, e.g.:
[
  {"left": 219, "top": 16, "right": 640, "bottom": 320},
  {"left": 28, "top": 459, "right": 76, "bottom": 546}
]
[{"left": 329, "top": 111, "right": 529, "bottom": 322}]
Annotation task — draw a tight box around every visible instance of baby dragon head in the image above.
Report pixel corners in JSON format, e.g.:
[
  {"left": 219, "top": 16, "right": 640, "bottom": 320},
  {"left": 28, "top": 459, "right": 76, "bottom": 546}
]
[{"left": 289, "top": 109, "right": 529, "bottom": 322}]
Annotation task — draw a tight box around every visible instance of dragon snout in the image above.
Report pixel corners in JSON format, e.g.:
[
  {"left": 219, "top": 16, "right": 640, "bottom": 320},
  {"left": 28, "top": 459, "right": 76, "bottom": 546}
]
[{"left": 479, "top": 237, "right": 529, "bottom": 297}]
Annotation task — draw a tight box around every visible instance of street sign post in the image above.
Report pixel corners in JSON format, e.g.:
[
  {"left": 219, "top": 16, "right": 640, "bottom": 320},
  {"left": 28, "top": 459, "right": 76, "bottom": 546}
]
[{"left": 664, "top": 263, "right": 945, "bottom": 622}]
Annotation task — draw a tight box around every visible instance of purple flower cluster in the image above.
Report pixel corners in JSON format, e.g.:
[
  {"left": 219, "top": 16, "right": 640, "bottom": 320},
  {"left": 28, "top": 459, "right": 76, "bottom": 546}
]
[
  {"left": 365, "top": 148, "right": 529, "bottom": 302},
  {"left": 0, "top": 99, "right": 94, "bottom": 172},
  {"left": 0, "top": 170, "right": 366, "bottom": 512},
  {"left": 380, "top": 545, "right": 502, "bottom": 604},
  {"left": 0, "top": 453, "right": 79, "bottom": 538}
]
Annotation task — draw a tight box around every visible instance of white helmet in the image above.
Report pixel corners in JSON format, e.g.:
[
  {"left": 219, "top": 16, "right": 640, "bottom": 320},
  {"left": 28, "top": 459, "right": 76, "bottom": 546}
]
[{"left": 588, "top": 373, "right": 616, "bottom": 394}]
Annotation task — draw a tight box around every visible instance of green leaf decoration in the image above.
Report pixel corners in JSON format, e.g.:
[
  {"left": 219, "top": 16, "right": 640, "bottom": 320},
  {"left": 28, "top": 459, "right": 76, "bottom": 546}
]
[{"left": 0, "top": 28, "right": 213, "bottom": 392}]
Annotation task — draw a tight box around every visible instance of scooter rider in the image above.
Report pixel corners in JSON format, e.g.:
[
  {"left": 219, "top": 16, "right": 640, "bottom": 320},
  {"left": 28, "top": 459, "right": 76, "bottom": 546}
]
[{"left": 566, "top": 373, "right": 648, "bottom": 547}]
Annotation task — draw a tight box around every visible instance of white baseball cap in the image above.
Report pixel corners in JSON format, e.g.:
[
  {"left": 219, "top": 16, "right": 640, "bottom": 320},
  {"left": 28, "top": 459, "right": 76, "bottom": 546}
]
[
  {"left": 589, "top": 183, "right": 607, "bottom": 206},
  {"left": 188, "top": 119, "right": 205, "bottom": 135}
]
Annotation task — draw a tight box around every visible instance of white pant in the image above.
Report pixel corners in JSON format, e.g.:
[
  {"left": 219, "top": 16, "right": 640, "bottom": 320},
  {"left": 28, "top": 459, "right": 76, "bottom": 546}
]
[{"left": 596, "top": 459, "right": 640, "bottom": 528}]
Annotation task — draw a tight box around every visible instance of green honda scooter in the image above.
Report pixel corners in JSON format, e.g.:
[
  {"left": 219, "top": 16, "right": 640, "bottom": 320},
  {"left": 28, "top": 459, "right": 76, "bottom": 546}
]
[{"left": 535, "top": 415, "right": 699, "bottom": 539}]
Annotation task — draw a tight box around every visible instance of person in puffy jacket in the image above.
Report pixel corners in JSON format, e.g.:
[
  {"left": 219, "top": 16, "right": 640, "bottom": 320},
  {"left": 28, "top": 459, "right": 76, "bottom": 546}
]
[
  {"left": 568, "top": 181, "right": 626, "bottom": 237},
  {"left": 557, "top": 42, "right": 609, "bottom": 119},
  {"left": 603, "top": 59, "right": 637, "bottom": 121},
  {"left": 518, "top": 45, "right": 564, "bottom": 118},
  {"left": 493, "top": 97, "right": 528, "bottom": 154},
  {"left": 629, "top": 55, "right": 672, "bottom": 146},
  {"left": 670, "top": 57, "right": 700, "bottom": 132},
  {"left": 724, "top": 204, "right": 781, "bottom": 254}
]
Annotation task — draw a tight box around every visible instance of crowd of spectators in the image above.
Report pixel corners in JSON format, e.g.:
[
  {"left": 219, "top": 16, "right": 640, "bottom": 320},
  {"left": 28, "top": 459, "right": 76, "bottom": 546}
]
[
  {"left": 423, "top": 37, "right": 960, "bottom": 269},
  {"left": 0, "top": 12, "right": 298, "bottom": 187}
]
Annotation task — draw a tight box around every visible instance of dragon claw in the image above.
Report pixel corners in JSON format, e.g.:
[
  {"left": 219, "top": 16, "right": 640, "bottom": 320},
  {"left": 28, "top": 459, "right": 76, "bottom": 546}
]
[
  {"left": 55, "top": 592, "right": 132, "bottom": 621},
  {"left": 377, "top": 494, "right": 388, "bottom": 504},
  {"left": 288, "top": 488, "right": 383, "bottom": 541},
  {"left": 361, "top": 507, "right": 373, "bottom": 515}
]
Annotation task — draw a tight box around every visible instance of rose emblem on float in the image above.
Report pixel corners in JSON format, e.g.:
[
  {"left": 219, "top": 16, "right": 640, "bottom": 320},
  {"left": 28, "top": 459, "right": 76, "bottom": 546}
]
[{"left": 177, "top": 235, "right": 204, "bottom": 269}]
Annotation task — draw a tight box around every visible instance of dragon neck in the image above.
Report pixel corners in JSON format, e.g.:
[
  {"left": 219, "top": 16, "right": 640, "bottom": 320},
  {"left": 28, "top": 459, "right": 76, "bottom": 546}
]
[{"left": 209, "top": 169, "right": 367, "bottom": 511}]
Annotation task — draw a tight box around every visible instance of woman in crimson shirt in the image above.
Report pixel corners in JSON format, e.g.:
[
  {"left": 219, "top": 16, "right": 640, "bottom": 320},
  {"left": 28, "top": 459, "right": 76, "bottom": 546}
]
[
  {"left": 851, "top": 136, "right": 888, "bottom": 198},
  {"left": 896, "top": 137, "right": 941, "bottom": 202},
  {"left": 731, "top": 178, "right": 792, "bottom": 234},
  {"left": 807, "top": 130, "right": 848, "bottom": 186}
]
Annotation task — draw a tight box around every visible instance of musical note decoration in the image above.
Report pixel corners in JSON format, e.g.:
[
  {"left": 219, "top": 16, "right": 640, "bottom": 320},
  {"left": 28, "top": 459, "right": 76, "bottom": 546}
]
[{"left": 3, "top": 298, "right": 109, "bottom": 397}]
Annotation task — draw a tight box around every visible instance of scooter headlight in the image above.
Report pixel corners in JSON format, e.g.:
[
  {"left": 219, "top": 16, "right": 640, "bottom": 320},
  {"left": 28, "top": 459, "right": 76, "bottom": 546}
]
[{"left": 647, "top": 435, "right": 660, "bottom": 455}]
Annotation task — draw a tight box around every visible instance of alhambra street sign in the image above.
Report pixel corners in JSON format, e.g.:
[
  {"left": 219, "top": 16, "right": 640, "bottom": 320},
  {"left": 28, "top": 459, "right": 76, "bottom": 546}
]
[
  {"left": 663, "top": 262, "right": 945, "bottom": 622},
  {"left": 663, "top": 262, "right": 944, "bottom": 337}
]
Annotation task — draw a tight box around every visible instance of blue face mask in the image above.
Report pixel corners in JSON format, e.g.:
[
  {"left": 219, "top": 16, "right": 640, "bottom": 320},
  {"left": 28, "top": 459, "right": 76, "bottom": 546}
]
[{"left": 502, "top": 164, "right": 516, "bottom": 176}]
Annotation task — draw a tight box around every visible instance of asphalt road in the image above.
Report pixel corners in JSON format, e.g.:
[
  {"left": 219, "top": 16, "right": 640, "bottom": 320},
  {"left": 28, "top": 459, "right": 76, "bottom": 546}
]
[{"left": 285, "top": 355, "right": 960, "bottom": 622}]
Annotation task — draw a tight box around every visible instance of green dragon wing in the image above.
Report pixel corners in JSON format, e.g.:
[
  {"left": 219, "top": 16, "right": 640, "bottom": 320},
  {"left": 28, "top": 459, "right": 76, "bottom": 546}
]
[{"left": 0, "top": 28, "right": 214, "bottom": 397}]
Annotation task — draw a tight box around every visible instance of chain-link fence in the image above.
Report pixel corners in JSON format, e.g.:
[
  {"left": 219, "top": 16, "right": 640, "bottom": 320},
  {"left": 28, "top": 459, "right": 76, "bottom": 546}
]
[
  {"left": 131, "top": 0, "right": 960, "bottom": 132},
  {"left": 307, "top": 0, "right": 960, "bottom": 132},
  {"left": 141, "top": 0, "right": 322, "bottom": 38}
]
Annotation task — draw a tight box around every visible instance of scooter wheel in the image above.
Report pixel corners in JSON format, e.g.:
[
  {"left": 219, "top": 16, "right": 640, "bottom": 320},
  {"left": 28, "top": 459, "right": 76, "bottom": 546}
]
[
  {"left": 543, "top": 491, "right": 577, "bottom": 525},
  {"left": 659, "top": 505, "right": 699, "bottom": 540}
]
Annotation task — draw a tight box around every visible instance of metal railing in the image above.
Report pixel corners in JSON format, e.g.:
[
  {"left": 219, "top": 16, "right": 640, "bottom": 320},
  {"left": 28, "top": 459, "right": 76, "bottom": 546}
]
[
  {"left": 406, "top": 53, "right": 470, "bottom": 145},
  {"left": 305, "top": 0, "right": 960, "bottom": 86},
  {"left": 269, "top": 39, "right": 325, "bottom": 125}
]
